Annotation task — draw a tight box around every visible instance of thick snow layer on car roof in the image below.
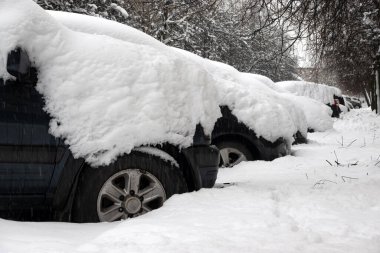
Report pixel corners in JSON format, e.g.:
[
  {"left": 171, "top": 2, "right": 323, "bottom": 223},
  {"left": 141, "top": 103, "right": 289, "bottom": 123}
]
[
  {"left": 277, "top": 80, "right": 342, "bottom": 105},
  {"left": 47, "top": 11, "right": 164, "bottom": 49},
  {"left": 243, "top": 75, "right": 333, "bottom": 132},
  {"left": 51, "top": 11, "right": 307, "bottom": 145},
  {"left": 0, "top": 0, "right": 221, "bottom": 166}
]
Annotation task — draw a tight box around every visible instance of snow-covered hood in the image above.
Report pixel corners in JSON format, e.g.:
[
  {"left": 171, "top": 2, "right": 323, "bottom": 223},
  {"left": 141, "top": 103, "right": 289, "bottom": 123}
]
[
  {"left": 49, "top": 10, "right": 308, "bottom": 145},
  {"left": 277, "top": 80, "right": 342, "bottom": 105},
  {"left": 0, "top": 0, "right": 221, "bottom": 166}
]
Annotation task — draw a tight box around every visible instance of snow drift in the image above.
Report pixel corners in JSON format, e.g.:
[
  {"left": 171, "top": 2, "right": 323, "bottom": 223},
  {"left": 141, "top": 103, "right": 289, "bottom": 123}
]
[
  {"left": 0, "top": 0, "right": 221, "bottom": 166},
  {"left": 277, "top": 80, "right": 342, "bottom": 105}
]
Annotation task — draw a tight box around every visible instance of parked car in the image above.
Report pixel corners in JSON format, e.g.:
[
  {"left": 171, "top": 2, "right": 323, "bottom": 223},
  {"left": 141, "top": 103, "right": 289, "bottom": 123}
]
[
  {"left": 177, "top": 59, "right": 308, "bottom": 167},
  {"left": 343, "top": 95, "right": 362, "bottom": 109},
  {"left": 0, "top": 2, "right": 220, "bottom": 222},
  {"left": 211, "top": 105, "right": 291, "bottom": 167},
  {"left": 242, "top": 74, "right": 333, "bottom": 134},
  {"left": 51, "top": 11, "right": 307, "bottom": 168},
  {"left": 343, "top": 96, "right": 354, "bottom": 110},
  {"left": 277, "top": 80, "right": 347, "bottom": 117}
]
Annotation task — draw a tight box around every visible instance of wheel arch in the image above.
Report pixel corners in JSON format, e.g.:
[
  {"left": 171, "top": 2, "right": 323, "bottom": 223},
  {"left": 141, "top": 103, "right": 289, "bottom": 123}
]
[
  {"left": 151, "top": 144, "right": 199, "bottom": 192},
  {"left": 53, "top": 144, "right": 199, "bottom": 221},
  {"left": 212, "top": 133, "right": 262, "bottom": 160}
]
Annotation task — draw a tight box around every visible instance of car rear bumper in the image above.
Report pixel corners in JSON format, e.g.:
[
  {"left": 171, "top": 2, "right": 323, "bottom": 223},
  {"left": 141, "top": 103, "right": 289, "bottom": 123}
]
[{"left": 182, "top": 145, "right": 220, "bottom": 190}]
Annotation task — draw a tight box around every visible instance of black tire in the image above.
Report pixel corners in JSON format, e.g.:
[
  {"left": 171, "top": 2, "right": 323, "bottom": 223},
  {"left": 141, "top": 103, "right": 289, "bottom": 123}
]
[
  {"left": 214, "top": 140, "right": 254, "bottom": 167},
  {"left": 71, "top": 151, "right": 187, "bottom": 223}
]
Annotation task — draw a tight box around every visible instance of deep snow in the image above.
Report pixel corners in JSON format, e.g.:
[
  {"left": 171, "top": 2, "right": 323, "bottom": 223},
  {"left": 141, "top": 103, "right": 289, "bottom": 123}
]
[{"left": 1, "top": 108, "right": 379, "bottom": 253}]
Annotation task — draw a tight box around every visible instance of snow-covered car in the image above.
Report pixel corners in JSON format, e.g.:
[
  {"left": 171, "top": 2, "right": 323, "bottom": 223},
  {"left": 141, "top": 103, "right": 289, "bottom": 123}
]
[
  {"left": 49, "top": 11, "right": 307, "bottom": 167},
  {"left": 344, "top": 95, "right": 362, "bottom": 109},
  {"left": 245, "top": 74, "right": 333, "bottom": 134},
  {"left": 343, "top": 97, "right": 354, "bottom": 110},
  {"left": 175, "top": 59, "right": 308, "bottom": 167},
  {"left": 0, "top": 0, "right": 221, "bottom": 222},
  {"left": 277, "top": 80, "right": 347, "bottom": 117}
]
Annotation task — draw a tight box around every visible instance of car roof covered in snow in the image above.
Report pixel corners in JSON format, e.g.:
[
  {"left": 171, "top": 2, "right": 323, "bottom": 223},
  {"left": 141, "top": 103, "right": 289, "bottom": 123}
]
[{"left": 276, "top": 80, "right": 342, "bottom": 105}]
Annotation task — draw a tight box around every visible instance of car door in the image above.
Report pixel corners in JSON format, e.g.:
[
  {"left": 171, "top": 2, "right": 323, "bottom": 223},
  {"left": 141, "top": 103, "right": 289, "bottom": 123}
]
[{"left": 0, "top": 73, "right": 59, "bottom": 201}]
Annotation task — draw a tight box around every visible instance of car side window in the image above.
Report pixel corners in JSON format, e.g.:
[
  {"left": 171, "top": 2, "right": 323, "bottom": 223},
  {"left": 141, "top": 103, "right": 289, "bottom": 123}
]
[{"left": 0, "top": 72, "right": 57, "bottom": 146}]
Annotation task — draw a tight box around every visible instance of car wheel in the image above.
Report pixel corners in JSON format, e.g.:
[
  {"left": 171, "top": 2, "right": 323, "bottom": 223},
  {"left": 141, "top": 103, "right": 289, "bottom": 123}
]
[
  {"left": 72, "top": 152, "right": 187, "bottom": 223},
  {"left": 215, "top": 140, "right": 253, "bottom": 167}
]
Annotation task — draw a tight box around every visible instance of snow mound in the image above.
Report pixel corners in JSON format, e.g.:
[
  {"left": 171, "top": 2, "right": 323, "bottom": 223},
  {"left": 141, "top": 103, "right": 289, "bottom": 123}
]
[
  {"left": 277, "top": 80, "right": 342, "bottom": 105},
  {"left": 51, "top": 11, "right": 308, "bottom": 145},
  {"left": 335, "top": 108, "right": 380, "bottom": 132},
  {"left": 0, "top": 0, "right": 221, "bottom": 166}
]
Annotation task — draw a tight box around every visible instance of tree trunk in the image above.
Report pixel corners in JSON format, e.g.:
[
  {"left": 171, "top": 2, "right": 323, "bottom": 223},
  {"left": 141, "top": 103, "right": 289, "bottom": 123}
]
[
  {"left": 363, "top": 86, "right": 371, "bottom": 107},
  {"left": 377, "top": 69, "right": 380, "bottom": 114}
]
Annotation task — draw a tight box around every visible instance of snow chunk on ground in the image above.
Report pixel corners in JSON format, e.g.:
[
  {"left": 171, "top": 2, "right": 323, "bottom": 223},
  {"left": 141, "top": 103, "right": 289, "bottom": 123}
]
[
  {"left": 277, "top": 80, "right": 342, "bottom": 105},
  {"left": 0, "top": 0, "right": 221, "bottom": 166},
  {"left": 51, "top": 10, "right": 308, "bottom": 144}
]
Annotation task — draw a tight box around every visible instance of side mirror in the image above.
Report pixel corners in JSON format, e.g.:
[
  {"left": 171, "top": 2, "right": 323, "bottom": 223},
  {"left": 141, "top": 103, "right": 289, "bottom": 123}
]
[{"left": 6, "top": 48, "right": 31, "bottom": 80}]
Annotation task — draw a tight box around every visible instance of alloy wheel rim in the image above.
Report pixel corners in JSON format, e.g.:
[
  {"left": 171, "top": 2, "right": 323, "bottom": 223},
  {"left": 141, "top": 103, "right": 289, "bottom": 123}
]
[
  {"left": 219, "top": 147, "right": 247, "bottom": 167},
  {"left": 97, "top": 169, "right": 166, "bottom": 222}
]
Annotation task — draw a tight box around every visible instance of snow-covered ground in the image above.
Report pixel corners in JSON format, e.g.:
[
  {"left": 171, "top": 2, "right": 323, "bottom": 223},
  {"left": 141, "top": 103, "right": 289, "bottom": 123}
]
[{"left": 1, "top": 108, "right": 380, "bottom": 253}]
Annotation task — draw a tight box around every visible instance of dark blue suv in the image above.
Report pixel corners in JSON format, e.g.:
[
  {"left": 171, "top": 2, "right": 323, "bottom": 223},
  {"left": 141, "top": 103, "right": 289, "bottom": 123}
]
[{"left": 0, "top": 48, "right": 219, "bottom": 222}]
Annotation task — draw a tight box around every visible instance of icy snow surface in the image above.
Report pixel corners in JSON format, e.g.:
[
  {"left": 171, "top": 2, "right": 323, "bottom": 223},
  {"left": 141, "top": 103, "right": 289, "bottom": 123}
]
[
  {"left": 277, "top": 80, "right": 342, "bottom": 105},
  {"left": 1, "top": 108, "right": 380, "bottom": 253},
  {"left": 0, "top": 0, "right": 221, "bottom": 166},
  {"left": 50, "top": 10, "right": 308, "bottom": 144}
]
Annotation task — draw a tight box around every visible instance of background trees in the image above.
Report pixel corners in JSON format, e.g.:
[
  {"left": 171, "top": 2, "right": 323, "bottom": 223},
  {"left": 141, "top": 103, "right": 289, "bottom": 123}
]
[
  {"left": 277, "top": 0, "right": 379, "bottom": 109},
  {"left": 36, "top": 0, "right": 298, "bottom": 81}
]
